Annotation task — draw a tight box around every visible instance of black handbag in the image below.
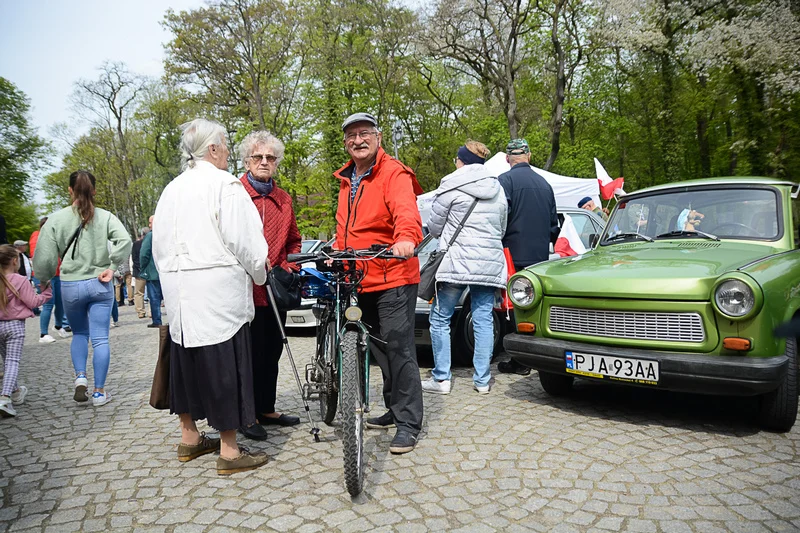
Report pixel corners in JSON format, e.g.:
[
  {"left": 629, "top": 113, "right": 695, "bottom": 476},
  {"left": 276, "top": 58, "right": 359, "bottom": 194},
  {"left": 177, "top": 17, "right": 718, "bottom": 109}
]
[
  {"left": 267, "top": 265, "right": 302, "bottom": 310},
  {"left": 418, "top": 197, "right": 479, "bottom": 301}
]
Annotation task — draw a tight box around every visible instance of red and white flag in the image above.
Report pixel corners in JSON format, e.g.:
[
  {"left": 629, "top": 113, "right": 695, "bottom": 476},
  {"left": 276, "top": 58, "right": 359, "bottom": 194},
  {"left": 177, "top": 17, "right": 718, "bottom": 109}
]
[
  {"left": 555, "top": 215, "right": 587, "bottom": 257},
  {"left": 594, "top": 158, "right": 626, "bottom": 200}
]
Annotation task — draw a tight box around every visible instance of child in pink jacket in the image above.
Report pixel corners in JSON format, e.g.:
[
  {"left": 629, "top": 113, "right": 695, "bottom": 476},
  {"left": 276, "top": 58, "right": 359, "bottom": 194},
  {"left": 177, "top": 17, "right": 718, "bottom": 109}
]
[{"left": 0, "top": 244, "right": 52, "bottom": 417}]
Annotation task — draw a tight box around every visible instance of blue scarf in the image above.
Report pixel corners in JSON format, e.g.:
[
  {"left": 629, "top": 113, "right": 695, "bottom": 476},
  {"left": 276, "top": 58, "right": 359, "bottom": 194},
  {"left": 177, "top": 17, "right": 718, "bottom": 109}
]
[{"left": 247, "top": 173, "right": 274, "bottom": 196}]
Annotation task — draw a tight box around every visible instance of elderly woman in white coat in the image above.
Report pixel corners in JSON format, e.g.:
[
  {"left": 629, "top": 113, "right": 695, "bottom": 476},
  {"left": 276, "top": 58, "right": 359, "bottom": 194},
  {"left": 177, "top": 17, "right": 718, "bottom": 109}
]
[
  {"left": 152, "top": 118, "right": 270, "bottom": 476},
  {"left": 422, "top": 141, "right": 508, "bottom": 395}
]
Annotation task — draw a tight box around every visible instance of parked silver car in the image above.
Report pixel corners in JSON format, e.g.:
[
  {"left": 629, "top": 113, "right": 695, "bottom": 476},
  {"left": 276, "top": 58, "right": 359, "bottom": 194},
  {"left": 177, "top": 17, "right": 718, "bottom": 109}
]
[{"left": 285, "top": 239, "right": 327, "bottom": 328}]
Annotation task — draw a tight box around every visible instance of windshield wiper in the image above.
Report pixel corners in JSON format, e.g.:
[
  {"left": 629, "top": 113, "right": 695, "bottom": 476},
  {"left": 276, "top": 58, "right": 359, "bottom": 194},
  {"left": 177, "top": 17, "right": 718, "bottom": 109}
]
[
  {"left": 655, "top": 229, "right": 720, "bottom": 241},
  {"left": 603, "top": 232, "right": 654, "bottom": 243}
]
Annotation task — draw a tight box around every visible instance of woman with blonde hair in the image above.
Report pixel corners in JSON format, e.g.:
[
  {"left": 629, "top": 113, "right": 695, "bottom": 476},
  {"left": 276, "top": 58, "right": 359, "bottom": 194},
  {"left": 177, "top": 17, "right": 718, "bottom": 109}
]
[{"left": 33, "top": 170, "right": 132, "bottom": 407}]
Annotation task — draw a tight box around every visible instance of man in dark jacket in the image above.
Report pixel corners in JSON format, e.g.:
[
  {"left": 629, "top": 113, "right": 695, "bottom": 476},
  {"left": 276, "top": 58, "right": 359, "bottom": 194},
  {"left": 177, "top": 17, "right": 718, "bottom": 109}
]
[
  {"left": 497, "top": 138, "right": 559, "bottom": 375},
  {"left": 139, "top": 217, "right": 161, "bottom": 327},
  {"left": 131, "top": 227, "right": 149, "bottom": 319}
]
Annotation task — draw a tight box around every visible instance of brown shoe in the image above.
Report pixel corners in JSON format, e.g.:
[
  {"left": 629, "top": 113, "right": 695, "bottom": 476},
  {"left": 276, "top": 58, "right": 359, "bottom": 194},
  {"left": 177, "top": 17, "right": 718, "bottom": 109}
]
[
  {"left": 216, "top": 447, "right": 269, "bottom": 475},
  {"left": 177, "top": 433, "right": 220, "bottom": 462}
]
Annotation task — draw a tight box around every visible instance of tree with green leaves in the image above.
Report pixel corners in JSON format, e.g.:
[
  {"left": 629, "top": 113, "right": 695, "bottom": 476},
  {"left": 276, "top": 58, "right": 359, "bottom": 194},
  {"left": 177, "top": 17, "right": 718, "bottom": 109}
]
[{"left": 0, "top": 77, "right": 49, "bottom": 243}]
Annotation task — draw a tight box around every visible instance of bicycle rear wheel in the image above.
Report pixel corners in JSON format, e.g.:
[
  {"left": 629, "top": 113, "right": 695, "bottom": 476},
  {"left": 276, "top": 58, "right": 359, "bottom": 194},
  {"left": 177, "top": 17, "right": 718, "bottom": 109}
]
[
  {"left": 340, "top": 329, "right": 365, "bottom": 496},
  {"left": 319, "top": 319, "right": 338, "bottom": 425}
]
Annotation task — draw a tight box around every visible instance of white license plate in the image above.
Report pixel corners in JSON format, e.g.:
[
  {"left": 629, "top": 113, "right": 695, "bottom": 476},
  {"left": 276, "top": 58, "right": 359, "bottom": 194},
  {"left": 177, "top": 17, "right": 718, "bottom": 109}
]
[
  {"left": 565, "top": 351, "right": 659, "bottom": 385},
  {"left": 291, "top": 316, "right": 306, "bottom": 323}
]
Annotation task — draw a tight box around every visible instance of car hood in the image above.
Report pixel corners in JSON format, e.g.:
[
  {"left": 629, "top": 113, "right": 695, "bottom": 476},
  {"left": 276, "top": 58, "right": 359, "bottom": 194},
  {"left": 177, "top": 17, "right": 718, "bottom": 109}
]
[{"left": 528, "top": 241, "right": 780, "bottom": 300}]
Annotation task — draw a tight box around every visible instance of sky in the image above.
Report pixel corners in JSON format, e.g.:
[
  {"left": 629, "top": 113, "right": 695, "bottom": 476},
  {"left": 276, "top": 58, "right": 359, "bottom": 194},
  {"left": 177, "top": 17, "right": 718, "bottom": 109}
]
[{"left": 0, "top": 0, "right": 205, "bottom": 202}]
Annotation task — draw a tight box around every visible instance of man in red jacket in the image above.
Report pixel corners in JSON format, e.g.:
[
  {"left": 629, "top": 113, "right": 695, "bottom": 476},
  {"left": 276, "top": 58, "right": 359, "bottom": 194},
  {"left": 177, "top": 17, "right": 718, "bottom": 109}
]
[
  {"left": 333, "top": 112, "right": 424, "bottom": 454},
  {"left": 238, "top": 131, "right": 303, "bottom": 441}
]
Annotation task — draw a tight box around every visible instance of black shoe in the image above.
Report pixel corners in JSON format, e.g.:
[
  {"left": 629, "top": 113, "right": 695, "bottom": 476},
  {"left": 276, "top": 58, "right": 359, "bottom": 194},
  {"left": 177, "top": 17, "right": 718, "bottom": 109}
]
[
  {"left": 147, "top": 323, "right": 161, "bottom": 328},
  {"left": 64, "top": 327, "right": 72, "bottom": 333},
  {"left": 238, "top": 423, "right": 268, "bottom": 441},
  {"left": 389, "top": 430, "right": 418, "bottom": 454},
  {"left": 497, "top": 359, "right": 531, "bottom": 376},
  {"left": 365, "top": 411, "right": 395, "bottom": 429},
  {"left": 257, "top": 413, "right": 300, "bottom": 426}
]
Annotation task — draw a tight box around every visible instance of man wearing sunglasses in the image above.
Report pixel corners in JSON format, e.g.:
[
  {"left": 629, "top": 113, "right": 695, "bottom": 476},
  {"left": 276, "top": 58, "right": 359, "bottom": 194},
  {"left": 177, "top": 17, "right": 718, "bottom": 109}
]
[{"left": 333, "top": 112, "right": 425, "bottom": 454}]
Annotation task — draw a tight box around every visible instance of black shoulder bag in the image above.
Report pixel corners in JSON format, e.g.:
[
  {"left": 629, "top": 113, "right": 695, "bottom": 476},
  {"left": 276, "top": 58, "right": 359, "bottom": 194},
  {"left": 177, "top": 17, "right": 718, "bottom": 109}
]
[{"left": 418, "top": 197, "right": 479, "bottom": 301}]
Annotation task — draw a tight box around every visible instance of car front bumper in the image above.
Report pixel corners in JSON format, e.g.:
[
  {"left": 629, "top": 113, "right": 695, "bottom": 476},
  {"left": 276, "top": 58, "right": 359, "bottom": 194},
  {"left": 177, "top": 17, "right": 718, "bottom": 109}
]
[
  {"left": 285, "top": 302, "right": 316, "bottom": 328},
  {"left": 503, "top": 334, "right": 789, "bottom": 396}
]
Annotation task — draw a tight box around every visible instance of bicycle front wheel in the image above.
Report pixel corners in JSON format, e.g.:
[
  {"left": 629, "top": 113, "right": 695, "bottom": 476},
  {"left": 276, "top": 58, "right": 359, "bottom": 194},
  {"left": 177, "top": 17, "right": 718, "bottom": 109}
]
[{"left": 340, "top": 329, "right": 365, "bottom": 496}]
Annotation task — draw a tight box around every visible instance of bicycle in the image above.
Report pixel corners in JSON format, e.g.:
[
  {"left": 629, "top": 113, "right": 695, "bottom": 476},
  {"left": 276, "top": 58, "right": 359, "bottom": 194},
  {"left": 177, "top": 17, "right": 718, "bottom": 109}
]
[{"left": 286, "top": 243, "right": 408, "bottom": 496}]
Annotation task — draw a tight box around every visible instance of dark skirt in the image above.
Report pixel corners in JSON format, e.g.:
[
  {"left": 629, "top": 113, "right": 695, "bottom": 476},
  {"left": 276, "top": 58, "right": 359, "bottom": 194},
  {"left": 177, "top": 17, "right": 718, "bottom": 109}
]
[{"left": 169, "top": 323, "right": 256, "bottom": 431}]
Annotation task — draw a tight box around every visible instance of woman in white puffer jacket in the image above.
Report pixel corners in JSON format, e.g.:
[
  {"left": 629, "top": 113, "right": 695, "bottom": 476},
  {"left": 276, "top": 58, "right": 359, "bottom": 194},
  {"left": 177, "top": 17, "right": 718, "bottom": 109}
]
[{"left": 423, "top": 141, "right": 508, "bottom": 395}]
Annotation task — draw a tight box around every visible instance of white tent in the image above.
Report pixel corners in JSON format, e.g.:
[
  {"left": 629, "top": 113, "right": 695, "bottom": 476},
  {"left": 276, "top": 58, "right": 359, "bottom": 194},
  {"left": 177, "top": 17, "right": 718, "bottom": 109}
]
[{"left": 418, "top": 152, "right": 601, "bottom": 226}]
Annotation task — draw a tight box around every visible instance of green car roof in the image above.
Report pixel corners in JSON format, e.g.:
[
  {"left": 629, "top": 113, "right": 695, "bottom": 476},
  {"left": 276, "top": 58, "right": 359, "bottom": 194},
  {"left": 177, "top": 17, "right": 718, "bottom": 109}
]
[{"left": 627, "top": 176, "right": 798, "bottom": 197}]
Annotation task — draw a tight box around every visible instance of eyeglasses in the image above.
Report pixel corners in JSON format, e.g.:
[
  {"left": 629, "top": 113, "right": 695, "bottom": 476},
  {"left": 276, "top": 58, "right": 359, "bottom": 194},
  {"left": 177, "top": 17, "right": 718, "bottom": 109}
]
[
  {"left": 249, "top": 154, "right": 278, "bottom": 164},
  {"left": 344, "top": 130, "right": 378, "bottom": 142}
]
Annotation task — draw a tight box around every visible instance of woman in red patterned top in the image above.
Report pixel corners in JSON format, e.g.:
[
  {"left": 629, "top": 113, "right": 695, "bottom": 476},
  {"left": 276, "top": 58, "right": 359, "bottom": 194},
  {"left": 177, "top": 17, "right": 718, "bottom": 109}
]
[{"left": 237, "top": 131, "right": 302, "bottom": 441}]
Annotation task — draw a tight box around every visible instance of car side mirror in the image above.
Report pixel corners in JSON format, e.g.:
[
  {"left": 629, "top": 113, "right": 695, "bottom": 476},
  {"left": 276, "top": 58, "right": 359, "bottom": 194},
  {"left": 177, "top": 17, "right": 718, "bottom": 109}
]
[{"left": 589, "top": 234, "right": 599, "bottom": 248}]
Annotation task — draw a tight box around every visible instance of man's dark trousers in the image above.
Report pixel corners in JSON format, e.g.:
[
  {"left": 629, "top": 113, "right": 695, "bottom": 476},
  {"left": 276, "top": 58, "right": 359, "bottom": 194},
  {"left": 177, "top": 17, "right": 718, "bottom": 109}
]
[{"left": 358, "top": 284, "right": 423, "bottom": 436}]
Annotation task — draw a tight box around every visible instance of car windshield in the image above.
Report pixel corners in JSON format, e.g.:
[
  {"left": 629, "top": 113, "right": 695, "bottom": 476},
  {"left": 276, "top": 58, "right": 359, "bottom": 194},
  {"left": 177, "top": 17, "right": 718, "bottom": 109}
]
[
  {"left": 603, "top": 187, "right": 781, "bottom": 243},
  {"left": 301, "top": 240, "right": 320, "bottom": 253}
]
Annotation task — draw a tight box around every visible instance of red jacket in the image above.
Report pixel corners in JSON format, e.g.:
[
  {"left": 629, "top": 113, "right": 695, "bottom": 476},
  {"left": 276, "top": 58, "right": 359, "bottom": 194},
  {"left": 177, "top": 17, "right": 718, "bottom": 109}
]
[
  {"left": 240, "top": 175, "right": 302, "bottom": 307},
  {"left": 334, "top": 147, "right": 424, "bottom": 293}
]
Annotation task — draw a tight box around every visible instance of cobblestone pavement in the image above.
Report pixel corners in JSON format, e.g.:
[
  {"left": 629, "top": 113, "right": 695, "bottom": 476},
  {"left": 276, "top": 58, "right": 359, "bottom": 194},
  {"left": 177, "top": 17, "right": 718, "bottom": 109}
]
[{"left": 1, "top": 305, "right": 799, "bottom": 533}]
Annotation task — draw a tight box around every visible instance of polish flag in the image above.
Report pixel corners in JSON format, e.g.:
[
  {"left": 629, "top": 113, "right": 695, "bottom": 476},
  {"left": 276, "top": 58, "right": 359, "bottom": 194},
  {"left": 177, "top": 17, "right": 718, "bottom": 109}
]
[
  {"left": 496, "top": 248, "right": 515, "bottom": 311},
  {"left": 594, "top": 158, "right": 626, "bottom": 200},
  {"left": 555, "top": 215, "right": 587, "bottom": 257}
]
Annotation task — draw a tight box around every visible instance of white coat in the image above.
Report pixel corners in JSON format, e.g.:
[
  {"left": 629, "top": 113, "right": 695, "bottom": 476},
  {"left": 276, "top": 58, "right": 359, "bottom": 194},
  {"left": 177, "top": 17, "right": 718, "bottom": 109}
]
[
  {"left": 427, "top": 164, "right": 508, "bottom": 289},
  {"left": 153, "top": 161, "right": 269, "bottom": 348}
]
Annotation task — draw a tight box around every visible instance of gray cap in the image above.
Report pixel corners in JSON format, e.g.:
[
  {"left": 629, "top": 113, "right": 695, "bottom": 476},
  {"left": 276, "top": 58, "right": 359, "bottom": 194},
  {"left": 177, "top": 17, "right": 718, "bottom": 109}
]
[
  {"left": 13, "top": 240, "right": 27, "bottom": 247},
  {"left": 342, "top": 112, "right": 377, "bottom": 131}
]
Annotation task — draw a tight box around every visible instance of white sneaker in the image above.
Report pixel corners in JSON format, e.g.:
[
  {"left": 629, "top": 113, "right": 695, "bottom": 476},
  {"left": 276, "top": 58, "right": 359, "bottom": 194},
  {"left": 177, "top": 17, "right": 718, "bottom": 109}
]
[
  {"left": 0, "top": 396, "right": 16, "bottom": 417},
  {"left": 474, "top": 383, "right": 490, "bottom": 394},
  {"left": 110, "top": 321, "right": 118, "bottom": 328},
  {"left": 11, "top": 385, "right": 27, "bottom": 405},
  {"left": 39, "top": 334, "right": 56, "bottom": 344},
  {"left": 421, "top": 377, "right": 451, "bottom": 395},
  {"left": 74, "top": 375, "right": 89, "bottom": 402},
  {"left": 56, "top": 328, "right": 72, "bottom": 338},
  {"left": 91, "top": 391, "right": 112, "bottom": 407}
]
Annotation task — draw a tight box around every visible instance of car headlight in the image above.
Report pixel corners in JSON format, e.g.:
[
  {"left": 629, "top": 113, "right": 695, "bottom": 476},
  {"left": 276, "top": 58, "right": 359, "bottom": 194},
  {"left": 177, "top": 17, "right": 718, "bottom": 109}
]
[
  {"left": 510, "top": 277, "right": 535, "bottom": 307},
  {"left": 715, "top": 279, "right": 755, "bottom": 317}
]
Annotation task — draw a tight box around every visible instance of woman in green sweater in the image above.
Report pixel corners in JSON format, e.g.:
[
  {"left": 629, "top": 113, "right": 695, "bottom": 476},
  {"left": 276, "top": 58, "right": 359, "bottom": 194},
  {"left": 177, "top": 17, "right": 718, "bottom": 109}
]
[{"left": 33, "top": 171, "right": 132, "bottom": 407}]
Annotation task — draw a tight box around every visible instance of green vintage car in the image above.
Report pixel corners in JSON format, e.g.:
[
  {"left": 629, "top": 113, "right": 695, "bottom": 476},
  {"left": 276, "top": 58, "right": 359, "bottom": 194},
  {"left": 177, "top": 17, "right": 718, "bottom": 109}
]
[{"left": 504, "top": 177, "right": 800, "bottom": 431}]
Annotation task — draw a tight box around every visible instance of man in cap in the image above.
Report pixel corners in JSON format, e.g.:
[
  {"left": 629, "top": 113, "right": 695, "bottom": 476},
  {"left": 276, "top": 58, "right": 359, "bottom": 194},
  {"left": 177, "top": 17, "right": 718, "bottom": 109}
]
[
  {"left": 578, "top": 196, "right": 609, "bottom": 221},
  {"left": 497, "top": 139, "right": 559, "bottom": 375},
  {"left": 333, "top": 112, "right": 425, "bottom": 454}
]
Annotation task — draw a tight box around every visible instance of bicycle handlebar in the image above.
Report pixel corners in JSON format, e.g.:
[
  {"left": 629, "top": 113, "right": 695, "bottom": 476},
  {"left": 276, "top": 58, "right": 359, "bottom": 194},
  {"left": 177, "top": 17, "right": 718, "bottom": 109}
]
[{"left": 287, "top": 236, "right": 431, "bottom": 265}]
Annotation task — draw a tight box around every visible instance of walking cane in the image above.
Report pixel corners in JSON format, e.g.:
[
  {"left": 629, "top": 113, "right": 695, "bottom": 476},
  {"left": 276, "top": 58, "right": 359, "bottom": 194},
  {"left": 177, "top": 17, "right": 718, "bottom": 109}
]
[{"left": 264, "top": 283, "right": 321, "bottom": 442}]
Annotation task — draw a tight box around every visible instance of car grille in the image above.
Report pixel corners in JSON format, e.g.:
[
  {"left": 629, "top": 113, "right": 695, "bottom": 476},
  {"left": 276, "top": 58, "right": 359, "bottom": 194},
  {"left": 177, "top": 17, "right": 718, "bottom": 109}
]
[{"left": 549, "top": 306, "right": 705, "bottom": 343}]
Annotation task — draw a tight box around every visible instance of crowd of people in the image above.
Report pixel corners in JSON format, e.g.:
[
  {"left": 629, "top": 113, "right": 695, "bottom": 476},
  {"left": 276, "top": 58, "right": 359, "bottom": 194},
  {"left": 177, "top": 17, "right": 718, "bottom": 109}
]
[{"left": 0, "top": 111, "right": 564, "bottom": 475}]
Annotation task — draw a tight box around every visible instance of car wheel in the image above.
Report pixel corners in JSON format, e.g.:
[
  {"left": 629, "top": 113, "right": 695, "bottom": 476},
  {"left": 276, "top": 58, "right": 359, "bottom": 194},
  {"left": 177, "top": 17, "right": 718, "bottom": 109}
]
[
  {"left": 758, "top": 337, "right": 798, "bottom": 432},
  {"left": 538, "top": 371, "right": 575, "bottom": 396},
  {"left": 454, "top": 303, "right": 503, "bottom": 366}
]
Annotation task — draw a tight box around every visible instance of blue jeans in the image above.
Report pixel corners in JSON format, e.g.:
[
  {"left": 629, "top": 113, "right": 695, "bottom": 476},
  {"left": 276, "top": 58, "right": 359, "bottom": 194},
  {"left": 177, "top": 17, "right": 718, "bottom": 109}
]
[
  {"left": 146, "top": 280, "right": 163, "bottom": 325},
  {"left": 61, "top": 279, "right": 114, "bottom": 389},
  {"left": 430, "top": 283, "right": 495, "bottom": 387},
  {"left": 40, "top": 276, "right": 69, "bottom": 334},
  {"left": 111, "top": 300, "right": 118, "bottom": 323}
]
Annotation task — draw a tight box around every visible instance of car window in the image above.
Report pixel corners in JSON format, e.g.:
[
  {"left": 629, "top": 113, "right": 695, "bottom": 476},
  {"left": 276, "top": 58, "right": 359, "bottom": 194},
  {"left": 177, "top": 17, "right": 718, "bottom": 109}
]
[
  {"left": 606, "top": 188, "right": 781, "bottom": 241},
  {"left": 569, "top": 213, "right": 597, "bottom": 249},
  {"left": 301, "top": 240, "right": 320, "bottom": 253}
]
